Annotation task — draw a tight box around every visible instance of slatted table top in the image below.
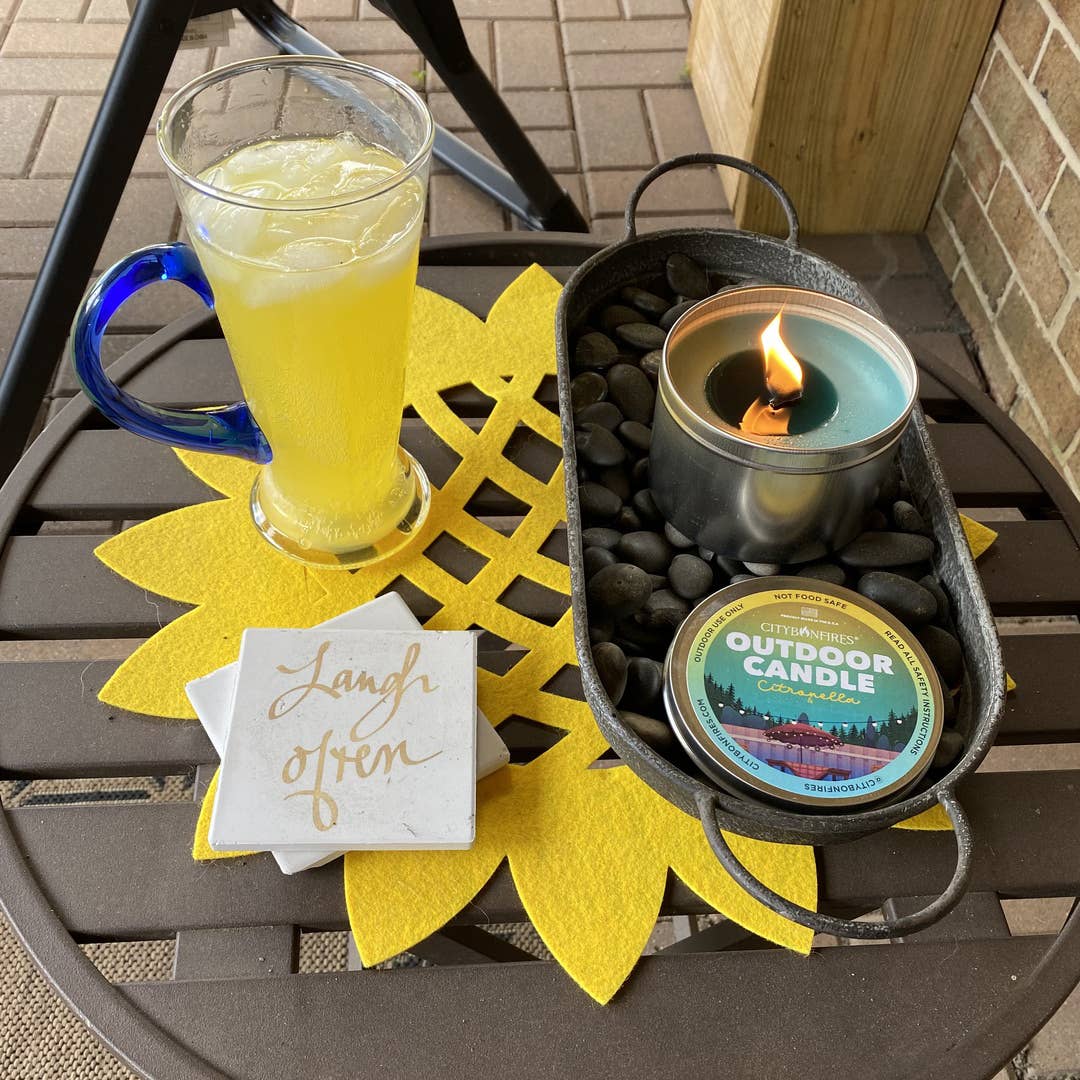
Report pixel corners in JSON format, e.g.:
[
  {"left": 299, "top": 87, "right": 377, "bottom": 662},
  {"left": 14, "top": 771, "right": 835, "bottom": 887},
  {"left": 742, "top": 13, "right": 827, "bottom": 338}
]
[{"left": 1, "top": 234, "right": 1079, "bottom": 1080}]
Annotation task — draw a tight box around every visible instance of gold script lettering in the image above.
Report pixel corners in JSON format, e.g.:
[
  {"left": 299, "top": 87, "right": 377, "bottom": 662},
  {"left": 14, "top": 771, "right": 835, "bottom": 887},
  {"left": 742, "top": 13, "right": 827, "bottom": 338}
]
[
  {"left": 270, "top": 639, "right": 337, "bottom": 719},
  {"left": 281, "top": 728, "right": 338, "bottom": 831},
  {"left": 331, "top": 739, "right": 441, "bottom": 779},
  {"left": 349, "top": 641, "right": 437, "bottom": 740},
  {"left": 274, "top": 641, "right": 442, "bottom": 831}
]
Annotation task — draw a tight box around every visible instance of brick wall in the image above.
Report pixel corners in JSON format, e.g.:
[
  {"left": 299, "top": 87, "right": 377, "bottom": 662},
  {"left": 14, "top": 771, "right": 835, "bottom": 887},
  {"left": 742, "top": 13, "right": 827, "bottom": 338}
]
[{"left": 929, "top": 0, "right": 1080, "bottom": 490}]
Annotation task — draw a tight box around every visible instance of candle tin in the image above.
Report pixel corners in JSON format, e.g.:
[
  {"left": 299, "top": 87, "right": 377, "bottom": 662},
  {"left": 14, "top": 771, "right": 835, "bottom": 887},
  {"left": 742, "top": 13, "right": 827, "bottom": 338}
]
[
  {"left": 663, "top": 578, "right": 943, "bottom": 811},
  {"left": 651, "top": 287, "right": 919, "bottom": 564},
  {"left": 555, "top": 152, "right": 1006, "bottom": 940}
]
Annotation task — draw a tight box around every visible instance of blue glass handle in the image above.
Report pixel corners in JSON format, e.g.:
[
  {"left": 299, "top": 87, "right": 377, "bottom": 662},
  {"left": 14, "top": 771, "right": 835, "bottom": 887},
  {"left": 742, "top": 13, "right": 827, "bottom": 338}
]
[{"left": 70, "top": 243, "right": 271, "bottom": 463}]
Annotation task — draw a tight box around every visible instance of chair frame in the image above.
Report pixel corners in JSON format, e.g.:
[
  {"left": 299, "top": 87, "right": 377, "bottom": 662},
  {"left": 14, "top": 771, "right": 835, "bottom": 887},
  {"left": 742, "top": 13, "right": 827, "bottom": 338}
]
[{"left": 0, "top": 0, "right": 588, "bottom": 482}]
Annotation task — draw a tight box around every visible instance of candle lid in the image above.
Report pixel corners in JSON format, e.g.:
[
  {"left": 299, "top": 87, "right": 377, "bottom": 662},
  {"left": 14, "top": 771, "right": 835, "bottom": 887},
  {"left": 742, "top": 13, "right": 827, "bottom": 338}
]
[
  {"left": 660, "top": 286, "right": 917, "bottom": 473},
  {"left": 663, "top": 577, "right": 943, "bottom": 810}
]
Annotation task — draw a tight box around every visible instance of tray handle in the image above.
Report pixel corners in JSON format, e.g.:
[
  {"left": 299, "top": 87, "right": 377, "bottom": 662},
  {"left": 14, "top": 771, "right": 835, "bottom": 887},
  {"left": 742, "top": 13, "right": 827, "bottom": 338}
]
[
  {"left": 624, "top": 153, "right": 799, "bottom": 245},
  {"left": 694, "top": 789, "right": 974, "bottom": 940}
]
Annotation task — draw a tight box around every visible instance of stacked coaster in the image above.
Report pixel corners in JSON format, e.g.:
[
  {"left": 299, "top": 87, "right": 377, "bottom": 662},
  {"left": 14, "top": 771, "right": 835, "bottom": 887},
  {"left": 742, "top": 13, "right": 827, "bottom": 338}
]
[{"left": 186, "top": 593, "right": 509, "bottom": 874}]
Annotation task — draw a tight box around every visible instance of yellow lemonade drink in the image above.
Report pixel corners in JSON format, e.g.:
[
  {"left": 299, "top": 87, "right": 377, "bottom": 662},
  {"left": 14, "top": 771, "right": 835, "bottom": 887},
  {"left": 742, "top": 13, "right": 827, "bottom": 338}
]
[{"left": 186, "top": 133, "right": 425, "bottom": 555}]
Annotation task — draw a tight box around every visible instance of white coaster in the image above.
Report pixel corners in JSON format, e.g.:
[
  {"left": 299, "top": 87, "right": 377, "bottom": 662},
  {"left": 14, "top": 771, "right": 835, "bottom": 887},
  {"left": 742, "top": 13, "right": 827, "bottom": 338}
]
[
  {"left": 210, "top": 628, "right": 477, "bottom": 852},
  {"left": 186, "top": 593, "right": 508, "bottom": 873}
]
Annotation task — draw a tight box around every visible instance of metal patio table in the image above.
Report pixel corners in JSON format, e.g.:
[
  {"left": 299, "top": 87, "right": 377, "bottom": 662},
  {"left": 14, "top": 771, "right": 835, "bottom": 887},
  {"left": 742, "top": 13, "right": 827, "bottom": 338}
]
[{"left": 1, "top": 234, "right": 1079, "bottom": 1080}]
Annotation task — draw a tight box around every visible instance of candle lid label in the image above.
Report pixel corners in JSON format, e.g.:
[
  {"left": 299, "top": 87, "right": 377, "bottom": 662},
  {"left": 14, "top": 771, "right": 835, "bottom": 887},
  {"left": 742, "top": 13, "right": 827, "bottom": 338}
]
[{"left": 664, "top": 578, "right": 943, "bottom": 808}]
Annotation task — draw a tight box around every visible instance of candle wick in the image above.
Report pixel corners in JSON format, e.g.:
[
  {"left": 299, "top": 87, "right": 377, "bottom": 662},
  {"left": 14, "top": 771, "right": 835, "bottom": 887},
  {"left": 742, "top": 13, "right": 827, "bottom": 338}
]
[{"left": 768, "top": 388, "right": 802, "bottom": 410}]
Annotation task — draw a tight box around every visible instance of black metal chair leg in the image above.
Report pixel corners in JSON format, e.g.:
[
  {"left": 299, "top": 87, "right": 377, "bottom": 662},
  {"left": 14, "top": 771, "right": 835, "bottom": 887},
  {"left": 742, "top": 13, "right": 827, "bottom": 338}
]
[
  {"left": 374, "top": 0, "right": 588, "bottom": 233},
  {"left": 0, "top": 0, "right": 197, "bottom": 483},
  {"left": 243, "top": 0, "right": 588, "bottom": 233}
]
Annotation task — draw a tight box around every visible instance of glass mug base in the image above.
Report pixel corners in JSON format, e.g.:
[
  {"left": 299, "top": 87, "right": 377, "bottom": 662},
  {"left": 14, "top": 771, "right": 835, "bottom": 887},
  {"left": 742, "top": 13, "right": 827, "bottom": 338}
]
[{"left": 249, "top": 448, "right": 431, "bottom": 569}]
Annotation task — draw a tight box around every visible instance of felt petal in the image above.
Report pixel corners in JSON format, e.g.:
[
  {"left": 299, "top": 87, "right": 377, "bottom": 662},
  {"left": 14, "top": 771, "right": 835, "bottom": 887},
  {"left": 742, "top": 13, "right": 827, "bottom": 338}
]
[
  {"left": 402, "top": 288, "right": 490, "bottom": 401},
  {"left": 95, "top": 501, "right": 232, "bottom": 606},
  {"left": 894, "top": 803, "right": 952, "bottom": 830},
  {"left": 345, "top": 765, "right": 512, "bottom": 966},
  {"left": 506, "top": 752, "right": 669, "bottom": 1004},
  {"left": 486, "top": 264, "right": 565, "bottom": 367},
  {"left": 660, "top": 789, "right": 816, "bottom": 954},
  {"left": 96, "top": 501, "right": 332, "bottom": 717},
  {"left": 960, "top": 513, "right": 998, "bottom": 560},
  {"left": 100, "top": 608, "right": 229, "bottom": 719},
  {"left": 175, "top": 448, "right": 257, "bottom": 500}
]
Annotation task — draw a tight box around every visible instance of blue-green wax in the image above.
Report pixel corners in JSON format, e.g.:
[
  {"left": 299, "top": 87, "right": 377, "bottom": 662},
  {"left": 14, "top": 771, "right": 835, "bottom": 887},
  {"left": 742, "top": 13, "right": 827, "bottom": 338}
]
[{"left": 701, "top": 312, "right": 907, "bottom": 450}]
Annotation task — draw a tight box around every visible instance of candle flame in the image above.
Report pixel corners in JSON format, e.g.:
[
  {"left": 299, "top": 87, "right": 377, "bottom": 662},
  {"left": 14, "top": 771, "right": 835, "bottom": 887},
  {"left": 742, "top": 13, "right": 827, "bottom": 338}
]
[
  {"left": 738, "top": 312, "right": 804, "bottom": 435},
  {"left": 760, "top": 312, "right": 803, "bottom": 406}
]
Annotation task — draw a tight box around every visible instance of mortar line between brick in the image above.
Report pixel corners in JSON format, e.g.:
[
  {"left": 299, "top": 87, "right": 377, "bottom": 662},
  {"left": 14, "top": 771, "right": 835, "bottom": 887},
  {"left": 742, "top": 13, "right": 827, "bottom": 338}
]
[
  {"left": 932, "top": 160, "right": 965, "bottom": 282},
  {"left": 452, "top": 12, "right": 557, "bottom": 18},
  {"left": 1040, "top": 158, "right": 1068, "bottom": 214},
  {"left": 0, "top": 221, "right": 61, "bottom": 230},
  {"left": 537, "top": 14, "right": 582, "bottom": 202},
  {"left": 565, "top": 89, "right": 586, "bottom": 224},
  {"left": 996, "top": 348, "right": 1060, "bottom": 466},
  {"left": 584, "top": 163, "right": 661, "bottom": 172},
  {"left": 638, "top": 86, "right": 658, "bottom": 163},
  {"left": 576, "top": 166, "right": 593, "bottom": 224},
  {"left": 0, "top": 89, "right": 104, "bottom": 96},
  {"left": 943, "top": 198, "right": 1031, "bottom": 415},
  {"left": 966, "top": 167, "right": 1076, "bottom": 385},
  {"left": 930, "top": 202, "right": 961, "bottom": 285},
  {"left": 566, "top": 43, "right": 690, "bottom": 54},
  {"left": 989, "top": 30, "right": 1080, "bottom": 178},
  {"left": 1049, "top": 279, "right": 1079, "bottom": 344},
  {"left": 592, "top": 206, "right": 728, "bottom": 219},
  {"left": 1063, "top": 423, "right": 1080, "bottom": 464},
  {"left": 973, "top": 269, "right": 1074, "bottom": 460},
  {"left": 965, "top": 97, "right": 1077, "bottom": 328},
  {"left": 980, "top": 151, "right": 1005, "bottom": 209},
  {"left": 1026, "top": 19, "right": 1054, "bottom": 77},
  {"left": 559, "top": 12, "right": 622, "bottom": 19},
  {"left": 21, "top": 95, "right": 56, "bottom": 180},
  {"left": 551, "top": 13, "right": 571, "bottom": 94},
  {"left": 617, "top": 3, "right": 692, "bottom": 18},
  {"left": 1032, "top": 0, "right": 1080, "bottom": 63},
  {"left": 442, "top": 120, "right": 573, "bottom": 132},
  {"left": 1, "top": 49, "right": 129, "bottom": 58}
]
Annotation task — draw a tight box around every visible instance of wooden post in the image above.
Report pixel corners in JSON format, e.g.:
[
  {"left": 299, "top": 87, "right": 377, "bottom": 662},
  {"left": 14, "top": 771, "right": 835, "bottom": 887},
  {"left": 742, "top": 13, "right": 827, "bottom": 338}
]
[{"left": 688, "top": 0, "right": 1002, "bottom": 234}]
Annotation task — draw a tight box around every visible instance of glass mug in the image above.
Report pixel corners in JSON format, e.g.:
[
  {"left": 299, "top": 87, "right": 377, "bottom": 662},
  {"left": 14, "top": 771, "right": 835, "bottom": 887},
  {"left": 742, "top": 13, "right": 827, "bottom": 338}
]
[{"left": 72, "top": 57, "right": 435, "bottom": 568}]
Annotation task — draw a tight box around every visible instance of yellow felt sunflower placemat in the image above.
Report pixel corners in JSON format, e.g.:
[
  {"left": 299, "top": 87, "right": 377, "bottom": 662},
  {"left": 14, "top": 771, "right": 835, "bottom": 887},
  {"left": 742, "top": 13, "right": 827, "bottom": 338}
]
[{"left": 93, "top": 264, "right": 997, "bottom": 1002}]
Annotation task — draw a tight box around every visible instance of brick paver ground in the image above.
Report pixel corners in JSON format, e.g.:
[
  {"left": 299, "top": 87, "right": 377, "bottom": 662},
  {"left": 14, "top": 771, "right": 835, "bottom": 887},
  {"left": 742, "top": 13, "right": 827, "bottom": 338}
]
[{"left": 0, "top": 0, "right": 731, "bottom": 423}]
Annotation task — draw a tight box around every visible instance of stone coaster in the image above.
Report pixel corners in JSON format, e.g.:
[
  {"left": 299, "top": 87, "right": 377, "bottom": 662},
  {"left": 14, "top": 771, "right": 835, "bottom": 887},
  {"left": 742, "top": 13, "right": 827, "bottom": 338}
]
[
  {"left": 210, "top": 628, "right": 477, "bottom": 851},
  {"left": 186, "top": 593, "right": 508, "bottom": 873}
]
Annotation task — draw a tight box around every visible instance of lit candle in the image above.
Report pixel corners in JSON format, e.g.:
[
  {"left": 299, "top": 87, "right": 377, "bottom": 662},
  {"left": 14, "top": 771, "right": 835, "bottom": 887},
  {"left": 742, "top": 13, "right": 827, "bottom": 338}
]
[{"left": 649, "top": 286, "right": 917, "bottom": 564}]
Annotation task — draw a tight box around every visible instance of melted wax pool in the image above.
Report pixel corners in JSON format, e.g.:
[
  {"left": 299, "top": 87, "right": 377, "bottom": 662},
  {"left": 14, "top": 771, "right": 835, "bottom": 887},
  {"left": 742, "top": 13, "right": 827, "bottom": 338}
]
[{"left": 692, "top": 311, "right": 908, "bottom": 450}]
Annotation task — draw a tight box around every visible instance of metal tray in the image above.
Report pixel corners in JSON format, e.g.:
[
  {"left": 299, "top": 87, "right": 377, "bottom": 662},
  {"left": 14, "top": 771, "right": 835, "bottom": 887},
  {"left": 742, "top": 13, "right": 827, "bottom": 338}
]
[{"left": 554, "top": 154, "right": 1006, "bottom": 939}]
